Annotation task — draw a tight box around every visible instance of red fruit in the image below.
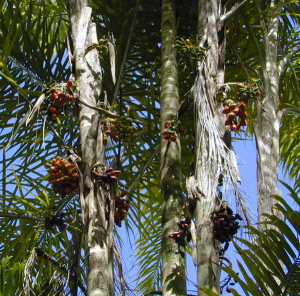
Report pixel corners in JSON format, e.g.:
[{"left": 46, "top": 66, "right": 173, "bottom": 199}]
[
  {"left": 105, "top": 130, "right": 112, "bottom": 136},
  {"left": 230, "top": 124, "right": 237, "bottom": 131},
  {"left": 233, "top": 108, "right": 240, "bottom": 116},
  {"left": 67, "top": 80, "right": 73, "bottom": 88},
  {"left": 121, "top": 191, "right": 128, "bottom": 197},
  {"left": 229, "top": 103, "right": 237, "bottom": 111},
  {"left": 227, "top": 112, "right": 236, "bottom": 121},
  {"left": 222, "top": 107, "right": 230, "bottom": 114},
  {"left": 164, "top": 121, "right": 171, "bottom": 128},
  {"left": 51, "top": 114, "right": 58, "bottom": 120},
  {"left": 239, "top": 111, "right": 247, "bottom": 120},
  {"left": 240, "top": 119, "right": 248, "bottom": 126},
  {"left": 226, "top": 287, "right": 232, "bottom": 293},
  {"left": 112, "top": 170, "right": 121, "bottom": 176},
  {"left": 50, "top": 88, "right": 56, "bottom": 93},
  {"left": 51, "top": 92, "right": 58, "bottom": 99},
  {"left": 103, "top": 138, "right": 108, "bottom": 146},
  {"left": 225, "top": 119, "right": 231, "bottom": 126},
  {"left": 170, "top": 135, "right": 177, "bottom": 142},
  {"left": 49, "top": 107, "right": 57, "bottom": 114},
  {"left": 57, "top": 91, "right": 65, "bottom": 98},
  {"left": 239, "top": 103, "right": 246, "bottom": 112}
]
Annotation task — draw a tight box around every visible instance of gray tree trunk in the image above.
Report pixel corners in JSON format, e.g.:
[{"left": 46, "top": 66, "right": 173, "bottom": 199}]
[
  {"left": 67, "top": 1, "right": 113, "bottom": 295},
  {"left": 160, "top": 0, "right": 186, "bottom": 295},
  {"left": 194, "top": 1, "right": 227, "bottom": 295},
  {"left": 253, "top": 2, "right": 282, "bottom": 232}
]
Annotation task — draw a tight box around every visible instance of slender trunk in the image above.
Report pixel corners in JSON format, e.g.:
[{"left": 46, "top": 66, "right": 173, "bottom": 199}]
[
  {"left": 255, "top": 3, "right": 282, "bottom": 232},
  {"left": 161, "top": 1, "right": 186, "bottom": 295},
  {"left": 67, "top": 1, "right": 112, "bottom": 295},
  {"left": 195, "top": 1, "right": 226, "bottom": 294}
]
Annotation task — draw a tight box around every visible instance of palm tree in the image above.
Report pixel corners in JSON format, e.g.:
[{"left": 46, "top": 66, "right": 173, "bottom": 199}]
[{"left": 0, "top": 0, "right": 300, "bottom": 296}]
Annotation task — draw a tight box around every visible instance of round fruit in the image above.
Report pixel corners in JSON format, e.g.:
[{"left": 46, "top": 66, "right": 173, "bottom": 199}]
[
  {"left": 103, "top": 138, "right": 108, "bottom": 146},
  {"left": 239, "top": 103, "right": 246, "bottom": 112},
  {"left": 229, "top": 103, "right": 237, "bottom": 111},
  {"left": 240, "top": 119, "right": 248, "bottom": 126},
  {"left": 67, "top": 80, "right": 73, "bottom": 88},
  {"left": 239, "top": 111, "right": 247, "bottom": 120},
  {"left": 230, "top": 124, "right": 237, "bottom": 131},
  {"left": 49, "top": 107, "right": 57, "bottom": 114},
  {"left": 222, "top": 107, "right": 230, "bottom": 114},
  {"left": 171, "top": 135, "right": 177, "bottom": 142},
  {"left": 51, "top": 114, "right": 58, "bottom": 120},
  {"left": 227, "top": 112, "right": 236, "bottom": 121}
]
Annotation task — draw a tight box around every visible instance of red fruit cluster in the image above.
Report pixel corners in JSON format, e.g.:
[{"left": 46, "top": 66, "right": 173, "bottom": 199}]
[
  {"left": 92, "top": 168, "right": 121, "bottom": 190},
  {"left": 168, "top": 217, "right": 191, "bottom": 248},
  {"left": 49, "top": 81, "right": 75, "bottom": 121},
  {"left": 222, "top": 103, "right": 248, "bottom": 131},
  {"left": 213, "top": 205, "right": 242, "bottom": 244},
  {"left": 162, "top": 120, "right": 186, "bottom": 142},
  {"left": 104, "top": 117, "right": 136, "bottom": 143},
  {"left": 47, "top": 156, "right": 79, "bottom": 199},
  {"left": 114, "top": 192, "right": 130, "bottom": 227},
  {"left": 44, "top": 212, "right": 66, "bottom": 232}
]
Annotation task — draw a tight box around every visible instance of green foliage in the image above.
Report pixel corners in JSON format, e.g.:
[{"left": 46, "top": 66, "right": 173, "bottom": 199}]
[{"left": 0, "top": 257, "right": 24, "bottom": 296}]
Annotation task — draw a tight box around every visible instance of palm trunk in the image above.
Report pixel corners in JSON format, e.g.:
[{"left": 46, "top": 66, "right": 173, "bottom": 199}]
[
  {"left": 253, "top": 3, "right": 282, "bottom": 232},
  {"left": 67, "top": 1, "right": 112, "bottom": 295},
  {"left": 160, "top": 1, "right": 186, "bottom": 295},
  {"left": 194, "top": 0, "right": 226, "bottom": 294}
]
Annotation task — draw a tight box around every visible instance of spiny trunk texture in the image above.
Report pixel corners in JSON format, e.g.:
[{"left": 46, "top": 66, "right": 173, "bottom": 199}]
[
  {"left": 68, "top": 1, "right": 112, "bottom": 295},
  {"left": 195, "top": 0, "right": 225, "bottom": 294},
  {"left": 255, "top": 3, "right": 282, "bottom": 232},
  {"left": 160, "top": 1, "right": 186, "bottom": 295}
]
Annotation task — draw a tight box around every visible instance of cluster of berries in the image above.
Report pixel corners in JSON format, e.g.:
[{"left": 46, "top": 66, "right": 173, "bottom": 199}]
[
  {"left": 48, "top": 80, "right": 75, "bottom": 121},
  {"left": 92, "top": 168, "right": 121, "bottom": 191},
  {"left": 47, "top": 156, "right": 79, "bottom": 199},
  {"left": 168, "top": 217, "right": 192, "bottom": 249},
  {"left": 104, "top": 117, "right": 136, "bottom": 144},
  {"left": 113, "top": 192, "right": 130, "bottom": 227},
  {"left": 213, "top": 205, "right": 242, "bottom": 244},
  {"left": 236, "top": 82, "right": 261, "bottom": 103},
  {"left": 162, "top": 120, "right": 186, "bottom": 142},
  {"left": 44, "top": 212, "right": 66, "bottom": 232},
  {"left": 222, "top": 102, "right": 247, "bottom": 131}
]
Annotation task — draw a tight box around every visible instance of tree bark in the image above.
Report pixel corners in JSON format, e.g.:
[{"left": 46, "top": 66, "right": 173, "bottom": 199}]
[
  {"left": 194, "top": 1, "right": 226, "bottom": 295},
  {"left": 254, "top": 2, "right": 282, "bottom": 232},
  {"left": 160, "top": 1, "right": 186, "bottom": 295},
  {"left": 67, "top": 1, "right": 112, "bottom": 295}
]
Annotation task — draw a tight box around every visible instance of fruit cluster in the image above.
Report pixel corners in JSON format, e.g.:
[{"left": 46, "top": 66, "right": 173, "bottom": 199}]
[
  {"left": 213, "top": 205, "right": 242, "bottom": 244},
  {"left": 92, "top": 168, "right": 121, "bottom": 191},
  {"left": 168, "top": 217, "right": 192, "bottom": 248},
  {"left": 48, "top": 80, "right": 75, "bottom": 121},
  {"left": 44, "top": 212, "right": 66, "bottom": 232},
  {"left": 175, "top": 37, "right": 207, "bottom": 67},
  {"left": 222, "top": 102, "right": 248, "bottom": 131},
  {"left": 162, "top": 120, "right": 186, "bottom": 142},
  {"left": 236, "top": 82, "right": 261, "bottom": 103},
  {"left": 113, "top": 192, "right": 130, "bottom": 227},
  {"left": 47, "top": 156, "right": 79, "bottom": 199},
  {"left": 104, "top": 117, "right": 136, "bottom": 143}
]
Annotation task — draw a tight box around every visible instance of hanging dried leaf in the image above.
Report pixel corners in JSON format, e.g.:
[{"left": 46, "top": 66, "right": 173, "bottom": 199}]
[
  {"left": 107, "top": 33, "right": 116, "bottom": 84},
  {"left": 26, "top": 93, "right": 46, "bottom": 125}
]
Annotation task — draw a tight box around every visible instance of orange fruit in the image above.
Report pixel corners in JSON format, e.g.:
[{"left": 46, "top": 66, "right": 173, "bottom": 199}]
[{"left": 49, "top": 107, "right": 57, "bottom": 114}]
